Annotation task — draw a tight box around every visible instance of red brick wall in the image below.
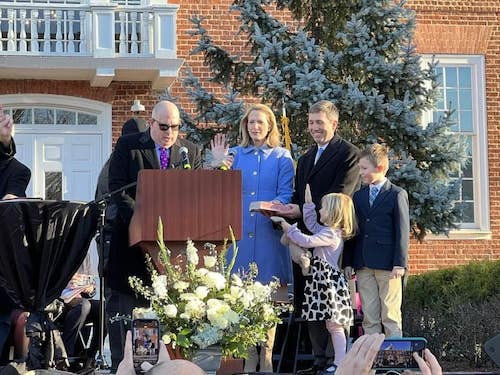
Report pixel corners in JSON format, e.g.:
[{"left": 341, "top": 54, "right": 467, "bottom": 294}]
[
  {"left": 406, "top": 0, "right": 500, "bottom": 273},
  {"left": 1, "top": 0, "right": 498, "bottom": 274}
]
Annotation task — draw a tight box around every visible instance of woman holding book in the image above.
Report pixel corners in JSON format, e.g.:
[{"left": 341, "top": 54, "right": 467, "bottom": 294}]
[{"left": 211, "top": 103, "right": 294, "bottom": 372}]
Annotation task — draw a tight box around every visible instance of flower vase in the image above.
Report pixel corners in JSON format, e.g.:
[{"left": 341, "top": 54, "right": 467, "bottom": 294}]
[
  {"left": 191, "top": 346, "right": 223, "bottom": 375},
  {"left": 216, "top": 356, "right": 244, "bottom": 375}
]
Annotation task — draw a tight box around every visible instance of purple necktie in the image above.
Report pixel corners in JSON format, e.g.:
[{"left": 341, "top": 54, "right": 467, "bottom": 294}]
[{"left": 159, "top": 147, "right": 169, "bottom": 170}]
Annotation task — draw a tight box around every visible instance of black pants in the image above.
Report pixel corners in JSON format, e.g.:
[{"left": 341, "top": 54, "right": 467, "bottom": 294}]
[{"left": 62, "top": 298, "right": 103, "bottom": 358}]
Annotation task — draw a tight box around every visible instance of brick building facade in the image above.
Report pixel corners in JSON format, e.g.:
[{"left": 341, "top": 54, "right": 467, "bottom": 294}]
[{"left": 0, "top": 0, "right": 498, "bottom": 274}]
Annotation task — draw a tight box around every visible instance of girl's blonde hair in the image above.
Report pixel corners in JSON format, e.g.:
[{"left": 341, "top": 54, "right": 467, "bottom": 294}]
[
  {"left": 239, "top": 104, "right": 281, "bottom": 147},
  {"left": 321, "top": 193, "right": 357, "bottom": 239}
]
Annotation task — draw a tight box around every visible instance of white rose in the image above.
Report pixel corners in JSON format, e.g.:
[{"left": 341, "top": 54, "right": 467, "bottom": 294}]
[
  {"left": 203, "top": 255, "right": 217, "bottom": 268},
  {"left": 204, "top": 271, "right": 226, "bottom": 290},
  {"left": 164, "top": 304, "right": 177, "bottom": 318}
]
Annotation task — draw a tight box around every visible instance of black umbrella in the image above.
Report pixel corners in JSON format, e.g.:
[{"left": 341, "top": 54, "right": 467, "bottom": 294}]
[{"left": 0, "top": 199, "right": 98, "bottom": 369}]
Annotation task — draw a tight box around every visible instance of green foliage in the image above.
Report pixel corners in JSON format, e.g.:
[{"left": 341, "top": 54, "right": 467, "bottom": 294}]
[
  {"left": 169, "top": 0, "right": 468, "bottom": 241},
  {"left": 403, "top": 260, "right": 500, "bottom": 368}
]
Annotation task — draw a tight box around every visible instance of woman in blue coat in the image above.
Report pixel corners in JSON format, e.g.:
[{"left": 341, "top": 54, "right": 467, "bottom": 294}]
[{"left": 211, "top": 103, "right": 294, "bottom": 372}]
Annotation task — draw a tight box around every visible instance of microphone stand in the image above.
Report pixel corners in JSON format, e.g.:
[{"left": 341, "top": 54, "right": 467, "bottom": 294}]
[{"left": 87, "top": 181, "right": 137, "bottom": 371}]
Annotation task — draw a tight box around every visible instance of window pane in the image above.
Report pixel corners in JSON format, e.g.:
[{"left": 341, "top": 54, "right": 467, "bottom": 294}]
[
  {"left": 446, "top": 89, "right": 458, "bottom": 110},
  {"left": 464, "top": 136, "right": 473, "bottom": 157},
  {"left": 12, "top": 108, "right": 32, "bottom": 124},
  {"left": 460, "top": 202, "right": 475, "bottom": 223},
  {"left": 445, "top": 67, "right": 457, "bottom": 87},
  {"left": 56, "top": 110, "right": 76, "bottom": 125},
  {"left": 459, "top": 111, "right": 473, "bottom": 132},
  {"left": 458, "top": 67, "right": 471, "bottom": 88},
  {"left": 435, "top": 67, "right": 443, "bottom": 87},
  {"left": 35, "top": 108, "right": 55, "bottom": 124},
  {"left": 462, "top": 180, "right": 474, "bottom": 201},
  {"left": 459, "top": 89, "right": 472, "bottom": 110},
  {"left": 462, "top": 160, "right": 473, "bottom": 178},
  {"left": 78, "top": 113, "right": 98, "bottom": 125},
  {"left": 45, "top": 171, "right": 62, "bottom": 200}
]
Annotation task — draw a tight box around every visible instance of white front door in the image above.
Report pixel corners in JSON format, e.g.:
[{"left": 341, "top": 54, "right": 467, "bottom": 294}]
[
  {"left": 15, "top": 134, "right": 102, "bottom": 202},
  {"left": 1, "top": 94, "right": 112, "bottom": 282}
]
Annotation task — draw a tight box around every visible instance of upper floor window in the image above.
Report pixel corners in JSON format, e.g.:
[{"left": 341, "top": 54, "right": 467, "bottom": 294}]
[{"left": 423, "top": 55, "right": 489, "bottom": 237}]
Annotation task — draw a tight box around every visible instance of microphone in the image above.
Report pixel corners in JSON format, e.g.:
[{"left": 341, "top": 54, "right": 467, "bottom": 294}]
[
  {"left": 220, "top": 150, "right": 236, "bottom": 171},
  {"left": 179, "top": 147, "right": 191, "bottom": 169}
]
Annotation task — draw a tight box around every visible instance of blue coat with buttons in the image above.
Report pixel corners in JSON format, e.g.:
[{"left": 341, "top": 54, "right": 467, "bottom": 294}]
[{"left": 227, "top": 145, "right": 294, "bottom": 284}]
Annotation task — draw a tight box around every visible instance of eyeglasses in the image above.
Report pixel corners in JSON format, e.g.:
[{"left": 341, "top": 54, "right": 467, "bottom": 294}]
[{"left": 153, "top": 119, "right": 180, "bottom": 131}]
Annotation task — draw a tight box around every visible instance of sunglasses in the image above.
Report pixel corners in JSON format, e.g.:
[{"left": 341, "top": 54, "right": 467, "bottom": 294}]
[{"left": 153, "top": 119, "right": 180, "bottom": 131}]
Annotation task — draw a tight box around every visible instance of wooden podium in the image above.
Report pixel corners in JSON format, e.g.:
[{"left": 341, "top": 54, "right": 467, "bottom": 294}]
[{"left": 129, "top": 169, "right": 242, "bottom": 270}]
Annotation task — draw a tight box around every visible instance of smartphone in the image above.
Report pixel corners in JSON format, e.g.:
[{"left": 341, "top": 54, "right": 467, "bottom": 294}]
[
  {"left": 373, "top": 337, "right": 427, "bottom": 371},
  {"left": 132, "top": 319, "right": 160, "bottom": 372}
]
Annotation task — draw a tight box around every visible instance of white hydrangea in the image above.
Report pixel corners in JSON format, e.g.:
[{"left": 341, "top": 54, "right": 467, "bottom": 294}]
[
  {"left": 206, "top": 299, "right": 239, "bottom": 329},
  {"left": 194, "top": 286, "right": 209, "bottom": 300}
]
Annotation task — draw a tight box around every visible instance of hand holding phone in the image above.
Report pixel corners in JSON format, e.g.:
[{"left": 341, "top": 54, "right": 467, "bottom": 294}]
[
  {"left": 372, "top": 337, "right": 427, "bottom": 371},
  {"left": 132, "top": 319, "right": 160, "bottom": 372}
]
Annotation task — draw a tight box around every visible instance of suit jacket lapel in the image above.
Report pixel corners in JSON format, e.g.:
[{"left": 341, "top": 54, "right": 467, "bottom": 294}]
[
  {"left": 371, "top": 180, "right": 391, "bottom": 209},
  {"left": 139, "top": 131, "right": 160, "bottom": 169},
  {"left": 169, "top": 143, "right": 181, "bottom": 169},
  {"left": 308, "top": 135, "right": 341, "bottom": 179}
]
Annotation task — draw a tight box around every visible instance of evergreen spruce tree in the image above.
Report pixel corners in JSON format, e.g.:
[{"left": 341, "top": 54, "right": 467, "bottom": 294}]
[{"left": 170, "top": 0, "right": 467, "bottom": 240}]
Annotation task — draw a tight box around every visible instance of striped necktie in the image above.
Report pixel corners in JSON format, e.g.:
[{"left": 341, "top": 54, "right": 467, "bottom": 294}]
[{"left": 369, "top": 185, "right": 379, "bottom": 206}]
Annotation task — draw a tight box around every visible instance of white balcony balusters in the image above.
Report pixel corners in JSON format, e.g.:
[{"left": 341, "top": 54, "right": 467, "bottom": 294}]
[{"left": 0, "top": 1, "right": 178, "bottom": 58}]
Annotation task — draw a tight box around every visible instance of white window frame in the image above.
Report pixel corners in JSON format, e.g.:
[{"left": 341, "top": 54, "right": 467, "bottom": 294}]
[{"left": 421, "top": 55, "right": 490, "bottom": 240}]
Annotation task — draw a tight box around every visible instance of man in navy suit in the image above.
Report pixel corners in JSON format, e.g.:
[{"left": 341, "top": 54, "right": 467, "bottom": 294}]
[
  {"left": 106, "top": 100, "right": 201, "bottom": 370},
  {"left": 343, "top": 143, "right": 410, "bottom": 338},
  {"left": 282, "top": 100, "right": 360, "bottom": 374}
]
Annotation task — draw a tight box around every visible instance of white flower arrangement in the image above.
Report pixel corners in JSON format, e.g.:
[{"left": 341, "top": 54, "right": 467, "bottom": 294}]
[{"left": 129, "top": 218, "right": 284, "bottom": 359}]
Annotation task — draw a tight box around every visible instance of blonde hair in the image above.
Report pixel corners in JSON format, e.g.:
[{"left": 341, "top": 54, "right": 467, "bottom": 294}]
[
  {"left": 360, "top": 143, "right": 389, "bottom": 173},
  {"left": 239, "top": 104, "right": 281, "bottom": 147},
  {"left": 309, "top": 100, "right": 339, "bottom": 123},
  {"left": 320, "top": 193, "right": 357, "bottom": 239}
]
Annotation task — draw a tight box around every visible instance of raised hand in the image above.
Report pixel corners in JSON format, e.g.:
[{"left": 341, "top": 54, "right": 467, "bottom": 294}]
[
  {"left": 0, "top": 104, "right": 14, "bottom": 146},
  {"left": 210, "top": 133, "right": 228, "bottom": 167},
  {"left": 305, "top": 184, "right": 312, "bottom": 204}
]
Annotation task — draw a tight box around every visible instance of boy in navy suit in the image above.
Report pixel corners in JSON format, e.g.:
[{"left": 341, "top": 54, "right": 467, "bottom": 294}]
[{"left": 343, "top": 144, "right": 409, "bottom": 338}]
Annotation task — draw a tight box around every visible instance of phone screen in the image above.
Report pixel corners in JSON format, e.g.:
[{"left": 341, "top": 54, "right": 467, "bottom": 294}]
[
  {"left": 373, "top": 338, "right": 426, "bottom": 370},
  {"left": 132, "top": 319, "right": 160, "bottom": 370}
]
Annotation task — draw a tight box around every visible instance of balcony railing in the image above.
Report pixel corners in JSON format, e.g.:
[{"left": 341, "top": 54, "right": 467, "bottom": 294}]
[{"left": 0, "top": 0, "right": 178, "bottom": 58}]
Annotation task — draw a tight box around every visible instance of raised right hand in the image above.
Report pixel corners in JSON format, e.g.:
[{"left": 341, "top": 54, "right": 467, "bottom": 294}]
[
  {"left": 305, "top": 184, "right": 312, "bottom": 204},
  {"left": 0, "top": 104, "right": 14, "bottom": 146},
  {"left": 210, "top": 133, "right": 228, "bottom": 167}
]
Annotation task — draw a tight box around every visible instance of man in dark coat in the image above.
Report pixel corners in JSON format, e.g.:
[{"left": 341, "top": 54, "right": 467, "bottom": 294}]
[
  {"left": 282, "top": 100, "right": 360, "bottom": 374},
  {"left": 0, "top": 105, "right": 31, "bottom": 363},
  {"left": 106, "top": 100, "right": 201, "bottom": 370}
]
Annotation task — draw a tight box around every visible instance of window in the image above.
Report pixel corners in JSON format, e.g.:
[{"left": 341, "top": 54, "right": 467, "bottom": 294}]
[
  {"left": 423, "top": 55, "right": 489, "bottom": 238},
  {"left": 7, "top": 107, "right": 98, "bottom": 126}
]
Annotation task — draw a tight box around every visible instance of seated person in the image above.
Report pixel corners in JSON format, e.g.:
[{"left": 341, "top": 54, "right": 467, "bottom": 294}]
[
  {"left": 59, "top": 256, "right": 104, "bottom": 364},
  {"left": 0, "top": 288, "right": 29, "bottom": 364}
]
